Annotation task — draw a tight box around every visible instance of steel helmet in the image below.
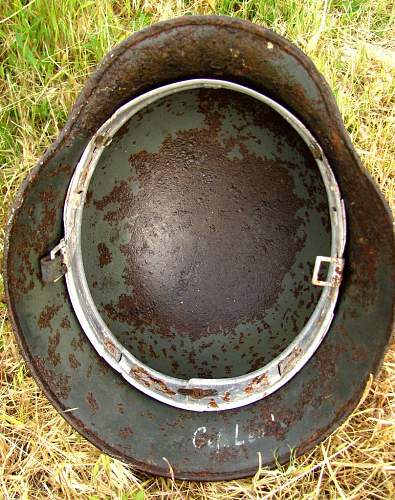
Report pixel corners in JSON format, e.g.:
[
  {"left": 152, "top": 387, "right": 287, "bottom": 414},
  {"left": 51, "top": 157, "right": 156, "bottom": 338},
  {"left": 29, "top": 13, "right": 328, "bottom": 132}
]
[{"left": 5, "top": 16, "right": 395, "bottom": 480}]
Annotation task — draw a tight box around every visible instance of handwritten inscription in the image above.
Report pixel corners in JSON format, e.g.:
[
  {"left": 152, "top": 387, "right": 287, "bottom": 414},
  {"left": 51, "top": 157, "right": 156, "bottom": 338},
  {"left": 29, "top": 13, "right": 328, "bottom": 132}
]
[{"left": 193, "top": 423, "right": 265, "bottom": 452}]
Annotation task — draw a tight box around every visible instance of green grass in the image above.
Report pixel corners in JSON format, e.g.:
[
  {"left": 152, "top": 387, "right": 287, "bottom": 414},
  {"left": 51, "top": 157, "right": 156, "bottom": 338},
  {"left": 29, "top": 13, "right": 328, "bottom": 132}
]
[{"left": 1, "top": 1, "right": 394, "bottom": 498}]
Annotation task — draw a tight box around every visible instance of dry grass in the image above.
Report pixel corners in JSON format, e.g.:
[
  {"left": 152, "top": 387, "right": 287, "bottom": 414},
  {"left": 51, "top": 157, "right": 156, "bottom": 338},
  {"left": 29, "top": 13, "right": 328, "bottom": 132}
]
[{"left": 1, "top": 0, "right": 394, "bottom": 498}]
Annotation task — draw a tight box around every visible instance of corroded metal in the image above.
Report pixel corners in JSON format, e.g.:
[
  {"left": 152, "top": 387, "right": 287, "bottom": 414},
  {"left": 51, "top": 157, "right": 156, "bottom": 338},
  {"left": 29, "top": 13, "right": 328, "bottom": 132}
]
[{"left": 4, "top": 16, "right": 395, "bottom": 481}]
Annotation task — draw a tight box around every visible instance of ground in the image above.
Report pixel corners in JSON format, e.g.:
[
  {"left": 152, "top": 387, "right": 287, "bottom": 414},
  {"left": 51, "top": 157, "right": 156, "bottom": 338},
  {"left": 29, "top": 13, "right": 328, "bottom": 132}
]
[{"left": 0, "top": 1, "right": 394, "bottom": 498}]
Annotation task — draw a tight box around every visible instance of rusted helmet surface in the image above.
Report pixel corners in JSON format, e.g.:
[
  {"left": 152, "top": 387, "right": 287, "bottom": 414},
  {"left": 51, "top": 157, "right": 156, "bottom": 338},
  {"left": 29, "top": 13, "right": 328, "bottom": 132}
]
[{"left": 4, "top": 16, "right": 395, "bottom": 480}]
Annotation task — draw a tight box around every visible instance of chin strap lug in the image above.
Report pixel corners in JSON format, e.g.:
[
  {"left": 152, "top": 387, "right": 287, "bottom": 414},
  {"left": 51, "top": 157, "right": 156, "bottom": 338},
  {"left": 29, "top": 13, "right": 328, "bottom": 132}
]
[{"left": 40, "top": 239, "right": 67, "bottom": 283}]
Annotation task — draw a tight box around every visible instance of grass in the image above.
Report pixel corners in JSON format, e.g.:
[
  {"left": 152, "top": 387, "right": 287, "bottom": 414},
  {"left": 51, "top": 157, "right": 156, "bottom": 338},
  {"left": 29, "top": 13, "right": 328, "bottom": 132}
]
[{"left": 0, "top": 0, "right": 394, "bottom": 498}]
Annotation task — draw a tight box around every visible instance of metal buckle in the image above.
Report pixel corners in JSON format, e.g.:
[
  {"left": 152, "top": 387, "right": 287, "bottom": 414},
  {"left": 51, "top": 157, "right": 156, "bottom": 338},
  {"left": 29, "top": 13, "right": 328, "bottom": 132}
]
[{"left": 312, "top": 256, "right": 344, "bottom": 287}]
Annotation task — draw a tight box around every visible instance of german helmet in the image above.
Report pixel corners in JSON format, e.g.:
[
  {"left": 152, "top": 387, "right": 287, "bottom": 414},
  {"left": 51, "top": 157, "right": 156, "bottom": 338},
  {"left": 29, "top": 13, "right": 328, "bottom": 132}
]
[{"left": 5, "top": 16, "right": 394, "bottom": 480}]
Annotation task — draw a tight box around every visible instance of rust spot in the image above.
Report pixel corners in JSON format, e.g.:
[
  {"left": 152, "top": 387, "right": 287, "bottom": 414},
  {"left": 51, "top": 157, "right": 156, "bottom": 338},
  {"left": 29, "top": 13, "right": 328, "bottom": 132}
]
[
  {"left": 103, "top": 338, "right": 119, "bottom": 359},
  {"left": 97, "top": 242, "right": 112, "bottom": 268},
  {"left": 71, "top": 331, "right": 86, "bottom": 352},
  {"left": 332, "top": 264, "right": 344, "bottom": 287},
  {"left": 279, "top": 346, "right": 302, "bottom": 374},
  {"left": 38, "top": 304, "right": 62, "bottom": 329},
  {"left": 38, "top": 190, "right": 56, "bottom": 203},
  {"left": 47, "top": 162, "right": 72, "bottom": 178},
  {"left": 119, "top": 425, "right": 133, "bottom": 438},
  {"left": 60, "top": 316, "right": 71, "bottom": 330},
  {"left": 86, "top": 392, "right": 99, "bottom": 414},
  {"left": 47, "top": 330, "right": 60, "bottom": 366},
  {"left": 244, "top": 372, "right": 269, "bottom": 394},
  {"left": 178, "top": 387, "right": 218, "bottom": 399},
  {"left": 222, "top": 391, "right": 231, "bottom": 402},
  {"left": 69, "top": 416, "right": 103, "bottom": 447},
  {"left": 33, "top": 356, "right": 71, "bottom": 400},
  {"left": 131, "top": 366, "right": 176, "bottom": 396},
  {"left": 68, "top": 353, "right": 81, "bottom": 369}
]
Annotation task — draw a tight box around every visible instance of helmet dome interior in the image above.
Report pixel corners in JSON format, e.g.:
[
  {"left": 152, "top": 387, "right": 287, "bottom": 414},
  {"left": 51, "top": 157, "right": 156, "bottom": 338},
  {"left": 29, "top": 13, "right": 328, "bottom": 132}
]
[{"left": 81, "top": 88, "right": 331, "bottom": 379}]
